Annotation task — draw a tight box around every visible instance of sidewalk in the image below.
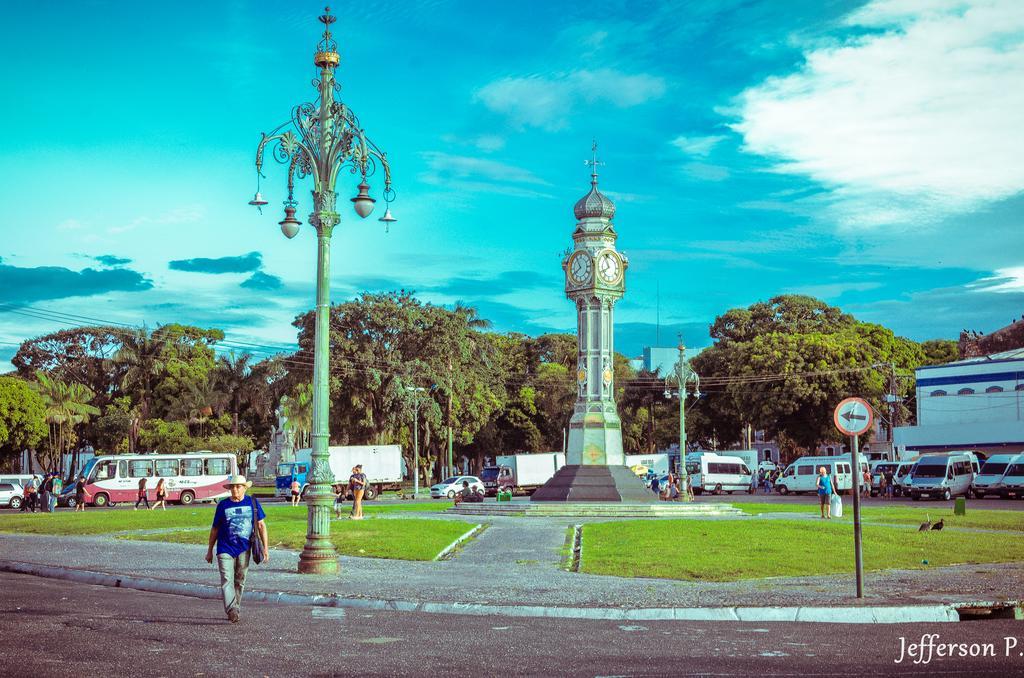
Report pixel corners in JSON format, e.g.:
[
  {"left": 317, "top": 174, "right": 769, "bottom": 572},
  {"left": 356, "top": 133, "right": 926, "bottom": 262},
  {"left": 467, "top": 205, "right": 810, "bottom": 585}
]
[{"left": 1, "top": 514, "right": 1021, "bottom": 616}]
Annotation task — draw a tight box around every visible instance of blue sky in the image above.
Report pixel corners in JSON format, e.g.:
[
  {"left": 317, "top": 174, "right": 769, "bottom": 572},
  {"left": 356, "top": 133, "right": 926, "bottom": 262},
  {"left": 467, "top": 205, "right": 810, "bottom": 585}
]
[{"left": 2, "top": 0, "right": 1023, "bottom": 368}]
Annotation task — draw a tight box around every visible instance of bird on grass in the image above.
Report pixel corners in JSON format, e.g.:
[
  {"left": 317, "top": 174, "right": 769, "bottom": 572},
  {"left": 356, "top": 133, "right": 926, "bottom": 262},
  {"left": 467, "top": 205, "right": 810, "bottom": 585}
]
[
  {"left": 918, "top": 514, "right": 931, "bottom": 531},
  {"left": 931, "top": 518, "right": 944, "bottom": 531}
]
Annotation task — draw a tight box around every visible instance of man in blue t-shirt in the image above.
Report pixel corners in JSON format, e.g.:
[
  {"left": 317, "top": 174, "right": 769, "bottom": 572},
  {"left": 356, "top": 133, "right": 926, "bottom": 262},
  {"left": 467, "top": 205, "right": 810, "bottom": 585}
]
[{"left": 205, "top": 475, "right": 268, "bottom": 623}]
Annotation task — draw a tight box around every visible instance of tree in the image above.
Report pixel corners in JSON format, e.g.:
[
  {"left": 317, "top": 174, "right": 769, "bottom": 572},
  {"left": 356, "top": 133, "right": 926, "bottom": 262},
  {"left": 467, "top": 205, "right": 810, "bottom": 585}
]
[
  {"left": 291, "top": 292, "right": 503, "bottom": 482},
  {"left": 280, "top": 383, "right": 313, "bottom": 448},
  {"left": 692, "top": 295, "right": 923, "bottom": 455},
  {"left": 114, "top": 327, "right": 165, "bottom": 429},
  {"left": 138, "top": 419, "right": 197, "bottom": 454},
  {"left": 93, "top": 396, "right": 138, "bottom": 453},
  {"left": 0, "top": 376, "right": 48, "bottom": 464},
  {"left": 31, "top": 372, "right": 101, "bottom": 474},
  {"left": 920, "top": 339, "right": 959, "bottom": 366},
  {"left": 214, "top": 352, "right": 257, "bottom": 436}
]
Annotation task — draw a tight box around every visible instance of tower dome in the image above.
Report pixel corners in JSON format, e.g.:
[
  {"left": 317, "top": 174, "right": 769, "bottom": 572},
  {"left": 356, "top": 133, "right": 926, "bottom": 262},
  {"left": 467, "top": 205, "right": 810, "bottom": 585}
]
[{"left": 573, "top": 171, "right": 616, "bottom": 221}]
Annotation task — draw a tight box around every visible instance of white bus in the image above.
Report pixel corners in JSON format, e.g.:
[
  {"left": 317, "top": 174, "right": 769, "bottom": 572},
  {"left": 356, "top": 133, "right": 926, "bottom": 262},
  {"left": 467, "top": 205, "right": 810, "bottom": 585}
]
[{"left": 64, "top": 453, "right": 237, "bottom": 507}]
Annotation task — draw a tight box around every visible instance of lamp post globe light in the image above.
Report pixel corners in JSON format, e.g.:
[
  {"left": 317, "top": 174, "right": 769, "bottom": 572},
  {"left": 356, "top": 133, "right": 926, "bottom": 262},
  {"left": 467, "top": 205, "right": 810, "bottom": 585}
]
[
  {"left": 666, "top": 335, "right": 699, "bottom": 499},
  {"left": 249, "top": 7, "right": 396, "bottom": 575}
]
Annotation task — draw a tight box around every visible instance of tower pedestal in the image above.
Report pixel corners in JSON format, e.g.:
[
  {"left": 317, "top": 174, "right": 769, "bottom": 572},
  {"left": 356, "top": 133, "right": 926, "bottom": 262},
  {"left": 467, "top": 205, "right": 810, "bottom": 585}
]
[
  {"left": 531, "top": 465, "right": 656, "bottom": 503},
  {"left": 566, "top": 407, "right": 624, "bottom": 466}
]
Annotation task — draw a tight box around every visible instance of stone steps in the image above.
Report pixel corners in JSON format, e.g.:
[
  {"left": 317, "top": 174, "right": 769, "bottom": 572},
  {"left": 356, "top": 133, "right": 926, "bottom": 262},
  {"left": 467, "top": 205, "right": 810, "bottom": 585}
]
[{"left": 447, "top": 502, "right": 745, "bottom": 518}]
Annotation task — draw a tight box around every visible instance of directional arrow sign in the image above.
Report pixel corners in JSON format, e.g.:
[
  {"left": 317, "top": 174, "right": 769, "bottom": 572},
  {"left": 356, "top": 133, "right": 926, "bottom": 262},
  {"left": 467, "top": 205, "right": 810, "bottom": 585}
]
[{"left": 834, "top": 397, "right": 873, "bottom": 436}]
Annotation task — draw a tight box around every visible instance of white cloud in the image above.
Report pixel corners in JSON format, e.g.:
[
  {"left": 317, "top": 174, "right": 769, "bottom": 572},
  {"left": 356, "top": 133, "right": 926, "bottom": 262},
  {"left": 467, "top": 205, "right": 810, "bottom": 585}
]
[
  {"left": 56, "top": 219, "right": 84, "bottom": 231},
  {"left": 671, "top": 134, "right": 727, "bottom": 157},
  {"left": 108, "top": 205, "right": 205, "bottom": 235},
  {"left": 971, "top": 266, "right": 1024, "bottom": 293},
  {"left": 731, "top": 0, "right": 1024, "bottom": 229},
  {"left": 475, "top": 69, "right": 666, "bottom": 131},
  {"left": 418, "top": 152, "right": 555, "bottom": 199}
]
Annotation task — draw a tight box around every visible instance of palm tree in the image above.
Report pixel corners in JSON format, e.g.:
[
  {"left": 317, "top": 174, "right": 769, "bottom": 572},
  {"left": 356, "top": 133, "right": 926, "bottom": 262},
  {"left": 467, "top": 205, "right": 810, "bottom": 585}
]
[
  {"left": 215, "top": 352, "right": 254, "bottom": 435},
  {"left": 33, "top": 372, "right": 101, "bottom": 477},
  {"left": 452, "top": 301, "right": 493, "bottom": 330},
  {"left": 168, "top": 377, "right": 220, "bottom": 438},
  {"left": 114, "top": 327, "right": 165, "bottom": 437},
  {"left": 280, "top": 383, "right": 313, "bottom": 448}
]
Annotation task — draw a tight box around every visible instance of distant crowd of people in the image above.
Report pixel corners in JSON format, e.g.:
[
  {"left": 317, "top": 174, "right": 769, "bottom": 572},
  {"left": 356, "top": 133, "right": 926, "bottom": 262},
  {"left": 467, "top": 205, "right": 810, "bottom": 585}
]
[
  {"left": 755, "top": 468, "right": 782, "bottom": 494},
  {"left": 17, "top": 472, "right": 91, "bottom": 513},
  {"left": 650, "top": 473, "right": 692, "bottom": 501}
]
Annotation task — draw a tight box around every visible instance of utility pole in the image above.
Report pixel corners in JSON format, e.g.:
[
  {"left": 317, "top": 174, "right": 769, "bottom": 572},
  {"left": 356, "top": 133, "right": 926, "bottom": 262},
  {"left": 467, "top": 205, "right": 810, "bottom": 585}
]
[{"left": 447, "top": 355, "right": 453, "bottom": 479}]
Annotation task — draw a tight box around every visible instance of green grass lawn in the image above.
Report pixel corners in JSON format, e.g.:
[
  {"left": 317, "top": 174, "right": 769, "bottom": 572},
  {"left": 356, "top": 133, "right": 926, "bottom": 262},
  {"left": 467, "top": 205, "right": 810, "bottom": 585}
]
[
  {"left": 581, "top": 519, "right": 1024, "bottom": 581},
  {"left": 733, "top": 501, "right": 1024, "bottom": 532},
  {"left": 128, "top": 517, "right": 471, "bottom": 560},
  {"left": 0, "top": 500, "right": 453, "bottom": 537}
]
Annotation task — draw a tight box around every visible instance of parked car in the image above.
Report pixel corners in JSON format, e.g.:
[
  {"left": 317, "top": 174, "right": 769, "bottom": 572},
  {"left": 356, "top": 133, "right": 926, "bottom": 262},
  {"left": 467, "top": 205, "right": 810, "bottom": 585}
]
[
  {"left": 430, "top": 476, "right": 485, "bottom": 499},
  {"left": 0, "top": 482, "right": 24, "bottom": 509}
]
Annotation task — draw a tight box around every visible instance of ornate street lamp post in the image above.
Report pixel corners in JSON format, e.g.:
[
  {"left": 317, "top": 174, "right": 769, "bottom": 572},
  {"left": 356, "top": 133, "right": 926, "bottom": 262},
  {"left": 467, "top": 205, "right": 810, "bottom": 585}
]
[
  {"left": 250, "top": 7, "right": 395, "bottom": 575},
  {"left": 665, "top": 335, "right": 699, "bottom": 499}
]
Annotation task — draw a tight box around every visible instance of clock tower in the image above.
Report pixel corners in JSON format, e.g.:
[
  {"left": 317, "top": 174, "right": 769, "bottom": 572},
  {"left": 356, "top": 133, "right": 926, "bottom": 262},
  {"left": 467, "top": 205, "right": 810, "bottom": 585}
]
[
  {"left": 534, "top": 146, "right": 653, "bottom": 504},
  {"left": 562, "top": 147, "right": 628, "bottom": 466}
]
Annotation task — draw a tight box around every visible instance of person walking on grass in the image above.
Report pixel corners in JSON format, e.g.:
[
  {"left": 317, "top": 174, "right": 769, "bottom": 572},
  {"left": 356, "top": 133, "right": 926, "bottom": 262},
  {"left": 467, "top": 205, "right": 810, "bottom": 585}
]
[
  {"left": 349, "top": 465, "right": 366, "bottom": 519},
  {"left": 152, "top": 478, "right": 168, "bottom": 511},
  {"left": 21, "top": 476, "right": 38, "bottom": 513},
  {"left": 205, "top": 475, "right": 268, "bottom": 624},
  {"left": 49, "top": 474, "right": 63, "bottom": 513},
  {"left": 134, "top": 476, "right": 150, "bottom": 510},
  {"left": 816, "top": 466, "right": 834, "bottom": 519},
  {"left": 333, "top": 483, "right": 346, "bottom": 519},
  {"left": 40, "top": 472, "right": 54, "bottom": 513},
  {"left": 74, "top": 475, "right": 90, "bottom": 512},
  {"left": 290, "top": 477, "right": 301, "bottom": 506}
]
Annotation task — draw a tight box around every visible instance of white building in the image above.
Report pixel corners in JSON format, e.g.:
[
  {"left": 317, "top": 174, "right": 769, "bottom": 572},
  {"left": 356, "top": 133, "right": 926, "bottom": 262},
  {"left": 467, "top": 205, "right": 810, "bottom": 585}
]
[
  {"left": 629, "top": 346, "right": 703, "bottom": 376},
  {"left": 894, "top": 348, "right": 1024, "bottom": 455}
]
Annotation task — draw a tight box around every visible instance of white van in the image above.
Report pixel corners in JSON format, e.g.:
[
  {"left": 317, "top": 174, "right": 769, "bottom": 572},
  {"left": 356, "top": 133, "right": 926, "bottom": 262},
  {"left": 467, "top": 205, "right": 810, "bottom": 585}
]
[
  {"left": 775, "top": 456, "right": 855, "bottom": 495},
  {"left": 892, "top": 461, "right": 915, "bottom": 496},
  {"left": 999, "top": 455, "right": 1024, "bottom": 499},
  {"left": 690, "top": 455, "right": 752, "bottom": 495},
  {"left": 907, "top": 452, "right": 975, "bottom": 501},
  {"left": 971, "top": 454, "right": 1019, "bottom": 498}
]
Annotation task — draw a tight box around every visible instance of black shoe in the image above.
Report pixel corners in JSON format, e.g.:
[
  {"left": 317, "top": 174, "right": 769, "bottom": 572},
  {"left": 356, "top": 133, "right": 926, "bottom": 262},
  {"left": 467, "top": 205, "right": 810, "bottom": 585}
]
[{"left": 228, "top": 610, "right": 239, "bottom": 623}]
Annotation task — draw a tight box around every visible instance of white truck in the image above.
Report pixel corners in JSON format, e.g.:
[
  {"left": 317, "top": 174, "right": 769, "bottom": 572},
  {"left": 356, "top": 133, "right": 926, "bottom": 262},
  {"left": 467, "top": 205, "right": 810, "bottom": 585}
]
[
  {"left": 493, "top": 452, "right": 565, "bottom": 495},
  {"left": 275, "top": 445, "right": 403, "bottom": 501},
  {"left": 625, "top": 453, "right": 670, "bottom": 477}
]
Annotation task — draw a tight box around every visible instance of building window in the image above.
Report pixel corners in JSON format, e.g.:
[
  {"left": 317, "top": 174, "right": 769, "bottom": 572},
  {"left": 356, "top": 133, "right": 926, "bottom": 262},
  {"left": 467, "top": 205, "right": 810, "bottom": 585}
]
[
  {"left": 930, "top": 390, "right": 947, "bottom": 397},
  {"left": 986, "top": 386, "right": 1004, "bottom": 393},
  {"left": 957, "top": 388, "right": 975, "bottom": 395}
]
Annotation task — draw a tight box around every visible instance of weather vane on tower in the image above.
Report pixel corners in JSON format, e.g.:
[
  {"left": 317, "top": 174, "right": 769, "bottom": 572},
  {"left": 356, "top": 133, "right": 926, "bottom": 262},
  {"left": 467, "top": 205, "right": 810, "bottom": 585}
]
[{"left": 585, "top": 140, "right": 605, "bottom": 181}]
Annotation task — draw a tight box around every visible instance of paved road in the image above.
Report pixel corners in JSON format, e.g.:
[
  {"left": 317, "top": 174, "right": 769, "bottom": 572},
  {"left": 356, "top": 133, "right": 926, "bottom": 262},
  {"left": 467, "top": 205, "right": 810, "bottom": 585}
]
[
  {"left": 1, "top": 573, "right": 1020, "bottom": 677},
  {"left": 697, "top": 493, "right": 1024, "bottom": 511}
]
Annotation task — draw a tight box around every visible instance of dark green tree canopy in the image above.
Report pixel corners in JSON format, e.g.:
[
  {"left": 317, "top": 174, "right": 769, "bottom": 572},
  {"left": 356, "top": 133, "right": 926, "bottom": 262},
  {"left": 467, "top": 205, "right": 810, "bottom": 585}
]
[{"left": 0, "top": 376, "right": 48, "bottom": 459}]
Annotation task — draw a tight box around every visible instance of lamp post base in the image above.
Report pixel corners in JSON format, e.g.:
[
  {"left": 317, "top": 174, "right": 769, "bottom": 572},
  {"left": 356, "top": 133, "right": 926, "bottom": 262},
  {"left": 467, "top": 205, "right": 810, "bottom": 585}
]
[
  {"left": 297, "top": 550, "right": 339, "bottom": 575},
  {"left": 297, "top": 494, "right": 338, "bottom": 575}
]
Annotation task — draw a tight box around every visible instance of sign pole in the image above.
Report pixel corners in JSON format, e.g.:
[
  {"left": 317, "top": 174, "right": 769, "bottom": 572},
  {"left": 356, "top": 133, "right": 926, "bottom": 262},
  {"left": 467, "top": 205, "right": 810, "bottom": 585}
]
[
  {"left": 851, "top": 433, "right": 864, "bottom": 598},
  {"left": 834, "top": 396, "right": 871, "bottom": 600}
]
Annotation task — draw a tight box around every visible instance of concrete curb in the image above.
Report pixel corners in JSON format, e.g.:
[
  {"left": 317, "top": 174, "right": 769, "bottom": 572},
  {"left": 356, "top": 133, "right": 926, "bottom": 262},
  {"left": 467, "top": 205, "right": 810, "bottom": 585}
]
[
  {"left": 433, "top": 523, "right": 483, "bottom": 561},
  {"left": 0, "top": 559, "right": 969, "bottom": 623}
]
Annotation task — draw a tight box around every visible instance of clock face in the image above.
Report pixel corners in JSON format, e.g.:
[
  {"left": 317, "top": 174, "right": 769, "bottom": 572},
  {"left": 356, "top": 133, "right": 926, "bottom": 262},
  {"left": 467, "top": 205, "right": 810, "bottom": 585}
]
[
  {"left": 569, "top": 252, "right": 593, "bottom": 284},
  {"left": 598, "top": 252, "right": 621, "bottom": 283}
]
